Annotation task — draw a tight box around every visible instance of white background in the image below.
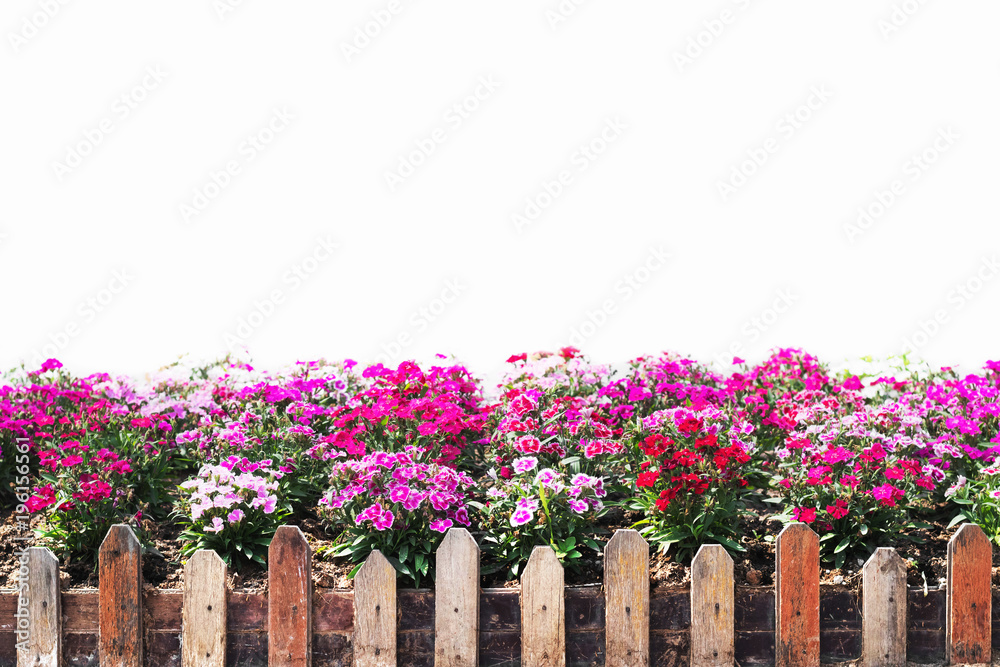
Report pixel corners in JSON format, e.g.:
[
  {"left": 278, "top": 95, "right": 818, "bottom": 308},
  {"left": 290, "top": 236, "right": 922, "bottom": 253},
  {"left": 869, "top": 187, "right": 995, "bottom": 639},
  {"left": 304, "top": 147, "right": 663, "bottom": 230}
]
[{"left": 2, "top": 0, "right": 998, "bottom": 382}]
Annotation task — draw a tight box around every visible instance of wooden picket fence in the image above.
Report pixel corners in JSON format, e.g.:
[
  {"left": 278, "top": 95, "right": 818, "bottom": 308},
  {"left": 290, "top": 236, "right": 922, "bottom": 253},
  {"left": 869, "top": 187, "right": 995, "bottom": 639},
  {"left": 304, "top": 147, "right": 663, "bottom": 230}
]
[{"left": 7, "top": 522, "right": 996, "bottom": 666}]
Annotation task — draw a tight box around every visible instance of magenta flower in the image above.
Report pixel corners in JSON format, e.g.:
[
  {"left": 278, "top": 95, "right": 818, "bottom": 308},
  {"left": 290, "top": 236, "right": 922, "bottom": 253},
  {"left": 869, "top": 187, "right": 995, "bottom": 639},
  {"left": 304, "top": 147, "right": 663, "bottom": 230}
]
[
  {"left": 567, "top": 499, "right": 589, "bottom": 513},
  {"left": 513, "top": 456, "right": 538, "bottom": 474},
  {"left": 389, "top": 485, "right": 411, "bottom": 503},
  {"left": 429, "top": 519, "right": 453, "bottom": 533},
  {"left": 373, "top": 508, "right": 394, "bottom": 531},
  {"left": 510, "top": 508, "right": 533, "bottom": 527}
]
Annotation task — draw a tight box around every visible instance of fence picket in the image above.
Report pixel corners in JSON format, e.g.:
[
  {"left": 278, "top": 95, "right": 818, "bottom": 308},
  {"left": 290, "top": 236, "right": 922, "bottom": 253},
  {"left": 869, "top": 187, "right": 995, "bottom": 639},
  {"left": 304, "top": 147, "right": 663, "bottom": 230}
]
[
  {"left": 182, "top": 549, "right": 227, "bottom": 667},
  {"left": 435, "top": 527, "right": 480, "bottom": 666},
  {"left": 354, "top": 550, "right": 396, "bottom": 667},
  {"left": 947, "top": 523, "right": 991, "bottom": 665},
  {"left": 99, "top": 524, "right": 143, "bottom": 667},
  {"left": 521, "top": 546, "right": 564, "bottom": 667},
  {"left": 862, "top": 547, "right": 906, "bottom": 667},
  {"left": 604, "top": 529, "right": 649, "bottom": 666},
  {"left": 690, "top": 544, "right": 734, "bottom": 666},
  {"left": 775, "top": 523, "right": 819, "bottom": 667},
  {"left": 17, "top": 547, "right": 60, "bottom": 667},
  {"left": 269, "top": 525, "right": 312, "bottom": 667}
]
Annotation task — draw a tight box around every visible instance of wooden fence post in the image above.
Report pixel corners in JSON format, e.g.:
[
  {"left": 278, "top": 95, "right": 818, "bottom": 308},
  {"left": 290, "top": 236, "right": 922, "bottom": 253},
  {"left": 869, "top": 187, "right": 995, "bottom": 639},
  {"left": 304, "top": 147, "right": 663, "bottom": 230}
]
[
  {"left": 690, "top": 544, "right": 734, "bottom": 666},
  {"left": 521, "top": 546, "right": 564, "bottom": 667},
  {"left": 946, "top": 523, "right": 991, "bottom": 665},
  {"left": 775, "top": 523, "right": 819, "bottom": 667},
  {"left": 269, "top": 525, "right": 312, "bottom": 667},
  {"left": 862, "top": 547, "right": 906, "bottom": 667},
  {"left": 354, "top": 550, "right": 396, "bottom": 667},
  {"left": 99, "top": 524, "right": 143, "bottom": 667},
  {"left": 17, "top": 547, "right": 60, "bottom": 667},
  {"left": 182, "top": 549, "right": 227, "bottom": 667},
  {"left": 435, "top": 527, "right": 480, "bottom": 667},
  {"left": 604, "top": 529, "right": 649, "bottom": 666}
]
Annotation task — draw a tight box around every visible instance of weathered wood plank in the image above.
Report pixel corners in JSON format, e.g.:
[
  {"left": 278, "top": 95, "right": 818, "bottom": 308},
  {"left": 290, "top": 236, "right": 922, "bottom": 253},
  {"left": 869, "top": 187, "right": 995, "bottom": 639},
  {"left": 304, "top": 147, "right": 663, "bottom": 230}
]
[
  {"left": 521, "top": 546, "right": 564, "bottom": 667},
  {"left": 99, "top": 524, "right": 143, "bottom": 667},
  {"left": 690, "top": 543, "right": 733, "bottom": 666},
  {"left": 435, "top": 527, "right": 479, "bottom": 666},
  {"left": 269, "top": 525, "right": 312, "bottom": 667},
  {"left": 604, "top": 529, "right": 649, "bottom": 666},
  {"left": 862, "top": 547, "right": 905, "bottom": 667},
  {"left": 354, "top": 550, "right": 396, "bottom": 667},
  {"left": 775, "top": 522, "right": 818, "bottom": 667},
  {"left": 182, "top": 549, "right": 227, "bottom": 667},
  {"left": 17, "top": 547, "right": 60, "bottom": 667},
  {"left": 947, "top": 523, "right": 991, "bottom": 665}
]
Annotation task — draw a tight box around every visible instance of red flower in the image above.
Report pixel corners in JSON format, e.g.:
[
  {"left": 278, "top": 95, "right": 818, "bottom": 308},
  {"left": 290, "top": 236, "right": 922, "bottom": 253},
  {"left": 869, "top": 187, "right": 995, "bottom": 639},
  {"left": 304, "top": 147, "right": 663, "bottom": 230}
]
[
  {"left": 641, "top": 435, "right": 672, "bottom": 457},
  {"left": 792, "top": 507, "right": 816, "bottom": 523},
  {"left": 637, "top": 471, "right": 659, "bottom": 488},
  {"left": 825, "top": 499, "right": 849, "bottom": 520},
  {"left": 506, "top": 353, "right": 527, "bottom": 363},
  {"left": 695, "top": 434, "right": 718, "bottom": 449}
]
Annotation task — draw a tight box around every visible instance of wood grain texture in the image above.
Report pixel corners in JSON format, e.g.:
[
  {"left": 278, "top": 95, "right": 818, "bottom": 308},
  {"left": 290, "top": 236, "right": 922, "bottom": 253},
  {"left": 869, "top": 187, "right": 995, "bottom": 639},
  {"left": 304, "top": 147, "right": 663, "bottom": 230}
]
[
  {"left": 99, "top": 524, "right": 143, "bottom": 667},
  {"left": 947, "top": 523, "right": 992, "bottom": 665},
  {"left": 17, "top": 547, "right": 60, "bottom": 667},
  {"left": 604, "top": 529, "right": 649, "bottom": 666},
  {"left": 434, "top": 527, "right": 479, "bottom": 667},
  {"left": 269, "top": 525, "right": 312, "bottom": 667},
  {"left": 521, "top": 546, "right": 564, "bottom": 667},
  {"left": 775, "top": 522, "right": 819, "bottom": 667},
  {"left": 690, "top": 544, "right": 733, "bottom": 666},
  {"left": 862, "top": 547, "right": 906, "bottom": 667},
  {"left": 182, "top": 549, "right": 227, "bottom": 667},
  {"left": 354, "top": 549, "right": 396, "bottom": 667}
]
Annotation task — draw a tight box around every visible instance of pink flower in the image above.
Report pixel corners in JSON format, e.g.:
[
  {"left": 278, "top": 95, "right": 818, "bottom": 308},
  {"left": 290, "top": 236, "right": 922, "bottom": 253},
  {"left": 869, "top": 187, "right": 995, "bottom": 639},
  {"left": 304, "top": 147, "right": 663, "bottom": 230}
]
[
  {"left": 822, "top": 447, "right": 853, "bottom": 465},
  {"left": 567, "top": 499, "right": 589, "bottom": 513},
  {"left": 534, "top": 469, "right": 559, "bottom": 487},
  {"left": 429, "top": 492, "right": 450, "bottom": 511},
  {"left": 872, "top": 483, "right": 902, "bottom": 507},
  {"left": 792, "top": 507, "right": 816, "bottom": 523},
  {"left": 106, "top": 460, "right": 132, "bottom": 475},
  {"left": 60, "top": 455, "right": 83, "bottom": 467},
  {"left": 389, "top": 485, "right": 410, "bottom": 503},
  {"left": 402, "top": 491, "right": 426, "bottom": 511},
  {"left": 510, "top": 508, "right": 533, "bottom": 527},
  {"left": 514, "top": 435, "right": 541, "bottom": 454},
  {"left": 227, "top": 509, "right": 245, "bottom": 523},
  {"left": 839, "top": 475, "right": 860, "bottom": 489},
  {"left": 205, "top": 517, "right": 225, "bottom": 533},
  {"left": 509, "top": 394, "right": 536, "bottom": 419},
  {"left": 40, "top": 358, "right": 63, "bottom": 371},
  {"left": 373, "top": 508, "right": 394, "bottom": 531},
  {"left": 513, "top": 457, "right": 538, "bottom": 474},
  {"left": 429, "top": 519, "right": 453, "bottom": 533}
]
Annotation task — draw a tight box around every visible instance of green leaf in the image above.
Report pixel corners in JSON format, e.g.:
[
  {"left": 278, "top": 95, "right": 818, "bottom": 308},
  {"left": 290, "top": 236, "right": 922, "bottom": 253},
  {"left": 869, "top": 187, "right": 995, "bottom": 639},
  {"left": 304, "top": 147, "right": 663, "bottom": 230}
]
[
  {"left": 947, "top": 514, "right": 968, "bottom": 529},
  {"left": 713, "top": 536, "right": 745, "bottom": 552},
  {"left": 834, "top": 537, "right": 850, "bottom": 554}
]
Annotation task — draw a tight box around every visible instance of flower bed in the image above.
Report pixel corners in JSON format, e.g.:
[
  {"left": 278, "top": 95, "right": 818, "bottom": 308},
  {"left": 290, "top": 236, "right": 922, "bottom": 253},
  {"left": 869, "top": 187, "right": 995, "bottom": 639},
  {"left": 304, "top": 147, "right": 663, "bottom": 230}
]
[{"left": 4, "top": 348, "right": 1000, "bottom": 590}]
